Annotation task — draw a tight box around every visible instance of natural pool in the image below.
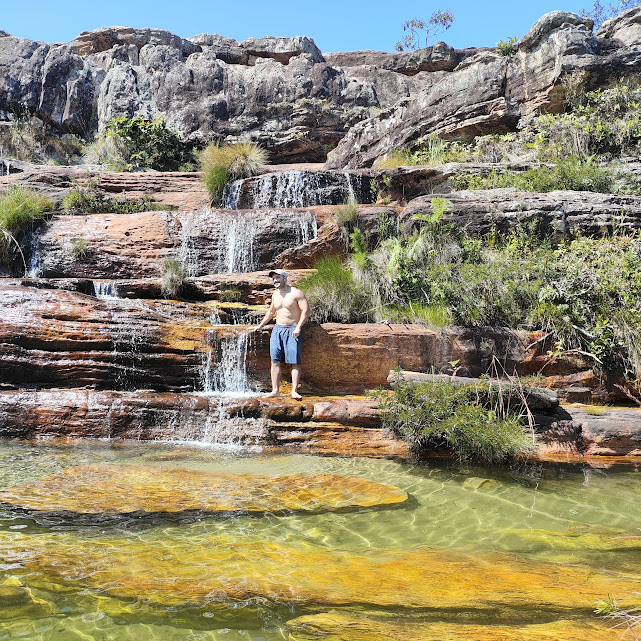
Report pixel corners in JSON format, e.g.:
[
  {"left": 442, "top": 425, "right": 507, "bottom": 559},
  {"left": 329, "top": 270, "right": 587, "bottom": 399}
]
[{"left": 0, "top": 439, "right": 639, "bottom": 640}]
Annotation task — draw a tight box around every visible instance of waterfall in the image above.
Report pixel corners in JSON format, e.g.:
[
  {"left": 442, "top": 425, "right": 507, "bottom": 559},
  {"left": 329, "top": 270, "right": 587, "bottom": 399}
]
[
  {"left": 26, "top": 229, "right": 41, "bottom": 278},
  {"left": 224, "top": 171, "right": 365, "bottom": 210},
  {"left": 200, "top": 330, "right": 256, "bottom": 396},
  {"left": 222, "top": 214, "right": 258, "bottom": 273},
  {"left": 178, "top": 210, "right": 209, "bottom": 277},
  {"left": 93, "top": 280, "right": 119, "bottom": 299}
]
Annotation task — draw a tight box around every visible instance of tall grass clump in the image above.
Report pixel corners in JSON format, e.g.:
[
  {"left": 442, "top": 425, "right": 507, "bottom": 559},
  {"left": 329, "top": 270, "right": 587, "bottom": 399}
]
[
  {"left": 160, "top": 257, "right": 187, "bottom": 299},
  {"left": 0, "top": 186, "right": 52, "bottom": 268},
  {"left": 200, "top": 142, "right": 268, "bottom": 206},
  {"left": 378, "top": 379, "right": 533, "bottom": 463},
  {"left": 374, "top": 137, "right": 468, "bottom": 168},
  {"left": 298, "top": 255, "right": 371, "bottom": 323}
]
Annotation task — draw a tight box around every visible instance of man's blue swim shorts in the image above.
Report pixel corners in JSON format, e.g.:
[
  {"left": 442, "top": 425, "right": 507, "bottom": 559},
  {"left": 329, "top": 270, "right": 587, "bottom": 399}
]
[{"left": 270, "top": 324, "right": 303, "bottom": 364}]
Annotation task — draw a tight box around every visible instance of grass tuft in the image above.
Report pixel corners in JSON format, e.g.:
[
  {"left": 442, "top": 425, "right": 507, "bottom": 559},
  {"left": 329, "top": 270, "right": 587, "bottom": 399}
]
[
  {"left": 200, "top": 142, "right": 269, "bottom": 206},
  {"left": 160, "top": 257, "right": 187, "bottom": 299}
]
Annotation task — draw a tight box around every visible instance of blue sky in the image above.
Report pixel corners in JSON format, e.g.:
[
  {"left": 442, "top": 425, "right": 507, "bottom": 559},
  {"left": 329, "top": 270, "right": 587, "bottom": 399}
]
[{"left": 3, "top": 1, "right": 592, "bottom": 53}]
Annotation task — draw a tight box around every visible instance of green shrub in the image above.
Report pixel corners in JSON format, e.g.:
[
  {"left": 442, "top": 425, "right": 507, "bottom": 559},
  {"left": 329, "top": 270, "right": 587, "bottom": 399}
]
[
  {"left": 298, "top": 255, "right": 372, "bottom": 323},
  {"left": 496, "top": 36, "right": 518, "bottom": 57},
  {"left": 69, "top": 237, "right": 90, "bottom": 260},
  {"left": 62, "top": 183, "right": 154, "bottom": 215},
  {"left": 0, "top": 186, "right": 52, "bottom": 268},
  {"left": 375, "top": 137, "right": 468, "bottom": 168},
  {"left": 200, "top": 142, "right": 268, "bottom": 206},
  {"left": 219, "top": 287, "right": 242, "bottom": 303},
  {"left": 103, "top": 116, "right": 195, "bottom": 171},
  {"left": 378, "top": 379, "right": 533, "bottom": 463},
  {"left": 453, "top": 158, "right": 614, "bottom": 193},
  {"left": 159, "top": 257, "right": 187, "bottom": 299}
]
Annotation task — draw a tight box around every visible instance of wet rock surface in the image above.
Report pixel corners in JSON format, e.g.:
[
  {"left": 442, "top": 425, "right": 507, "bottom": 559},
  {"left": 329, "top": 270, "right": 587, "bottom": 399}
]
[
  {"left": 286, "top": 612, "right": 614, "bottom": 641},
  {"left": 1, "top": 530, "right": 639, "bottom": 611},
  {"left": 0, "top": 464, "right": 407, "bottom": 514}
]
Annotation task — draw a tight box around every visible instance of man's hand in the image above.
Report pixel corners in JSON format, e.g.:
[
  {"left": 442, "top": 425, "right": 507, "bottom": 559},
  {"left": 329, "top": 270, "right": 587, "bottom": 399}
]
[{"left": 292, "top": 327, "right": 301, "bottom": 339}]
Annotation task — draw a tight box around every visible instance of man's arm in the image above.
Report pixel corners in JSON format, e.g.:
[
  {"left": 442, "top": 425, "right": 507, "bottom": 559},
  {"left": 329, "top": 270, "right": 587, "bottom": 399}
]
[
  {"left": 292, "top": 293, "right": 310, "bottom": 338},
  {"left": 249, "top": 299, "right": 275, "bottom": 332}
]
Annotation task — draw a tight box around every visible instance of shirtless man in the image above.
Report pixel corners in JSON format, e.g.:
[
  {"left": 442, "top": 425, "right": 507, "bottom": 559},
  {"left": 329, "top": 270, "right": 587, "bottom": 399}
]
[{"left": 249, "top": 269, "right": 310, "bottom": 399}]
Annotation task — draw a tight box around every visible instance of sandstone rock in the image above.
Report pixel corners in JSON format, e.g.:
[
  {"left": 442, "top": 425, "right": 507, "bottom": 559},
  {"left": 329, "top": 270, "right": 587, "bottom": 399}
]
[
  {"left": 31, "top": 207, "right": 330, "bottom": 279},
  {"left": 69, "top": 26, "right": 200, "bottom": 57},
  {"left": 0, "top": 390, "right": 406, "bottom": 457},
  {"left": 0, "top": 165, "right": 208, "bottom": 210},
  {"left": 0, "top": 464, "right": 407, "bottom": 514},
  {"left": 504, "top": 526, "right": 641, "bottom": 551},
  {"left": 325, "top": 53, "right": 517, "bottom": 169},
  {"left": 401, "top": 189, "right": 641, "bottom": 237},
  {"left": 574, "top": 406, "right": 641, "bottom": 456},
  {"left": 597, "top": 5, "right": 641, "bottom": 46},
  {"left": 275, "top": 221, "right": 346, "bottom": 268},
  {"left": 2, "top": 530, "right": 639, "bottom": 610},
  {"left": 286, "top": 612, "right": 613, "bottom": 641},
  {"left": 324, "top": 42, "right": 466, "bottom": 75}
]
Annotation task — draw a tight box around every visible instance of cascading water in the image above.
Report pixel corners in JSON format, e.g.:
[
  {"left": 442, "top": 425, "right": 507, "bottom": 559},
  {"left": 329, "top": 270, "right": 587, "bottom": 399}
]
[
  {"left": 93, "top": 280, "right": 119, "bottom": 299},
  {"left": 201, "top": 330, "right": 255, "bottom": 395},
  {"left": 26, "top": 229, "right": 41, "bottom": 278},
  {"left": 223, "top": 171, "right": 365, "bottom": 210}
]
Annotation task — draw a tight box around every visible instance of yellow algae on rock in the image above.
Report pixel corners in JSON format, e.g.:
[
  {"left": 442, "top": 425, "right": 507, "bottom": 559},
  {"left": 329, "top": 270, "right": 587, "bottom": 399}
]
[
  {"left": 0, "top": 464, "right": 408, "bottom": 514},
  {"left": 286, "top": 612, "right": 618, "bottom": 641},
  {"left": 1, "top": 531, "right": 640, "bottom": 613},
  {"left": 463, "top": 477, "right": 499, "bottom": 490},
  {"left": 505, "top": 528, "right": 641, "bottom": 551}
]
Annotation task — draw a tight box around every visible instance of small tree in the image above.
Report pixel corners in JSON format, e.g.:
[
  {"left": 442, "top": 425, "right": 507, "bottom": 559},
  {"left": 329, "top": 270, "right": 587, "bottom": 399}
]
[
  {"left": 580, "top": 0, "right": 641, "bottom": 30},
  {"left": 395, "top": 10, "right": 454, "bottom": 51}
]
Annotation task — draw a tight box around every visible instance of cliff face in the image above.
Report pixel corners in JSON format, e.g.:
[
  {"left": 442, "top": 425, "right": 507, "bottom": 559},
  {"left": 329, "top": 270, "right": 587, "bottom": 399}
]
[{"left": 2, "top": 9, "right": 641, "bottom": 165}]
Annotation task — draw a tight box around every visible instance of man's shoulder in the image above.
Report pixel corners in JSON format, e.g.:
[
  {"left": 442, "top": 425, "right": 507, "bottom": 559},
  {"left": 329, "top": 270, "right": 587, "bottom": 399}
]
[{"left": 291, "top": 286, "right": 306, "bottom": 298}]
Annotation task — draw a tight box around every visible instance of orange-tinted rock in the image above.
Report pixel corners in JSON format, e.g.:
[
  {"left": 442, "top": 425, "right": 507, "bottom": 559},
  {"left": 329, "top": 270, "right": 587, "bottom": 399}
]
[
  {"left": 35, "top": 208, "right": 332, "bottom": 279},
  {"left": 2, "top": 531, "right": 640, "bottom": 611},
  {"left": 0, "top": 391, "right": 407, "bottom": 458},
  {"left": 0, "top": 464, "right": 407, "bottom": 514},
  {"left": 0, "top": 166, "right": 207, "bottom": 210},
  {"left": 286, "top": 612, "right": 616, "bottom": 641}
]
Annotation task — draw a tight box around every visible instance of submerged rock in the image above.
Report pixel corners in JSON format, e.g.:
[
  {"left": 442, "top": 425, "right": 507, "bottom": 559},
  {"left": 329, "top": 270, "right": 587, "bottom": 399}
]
[
  {"left": 286, "top": 612, "right": 613, "bottom": 641},
  {"left": 0, "top": 464, "right": 407, "bottom": 514},
  {"left": 1, "top": 530, "right": 639, "bottom": 611}
]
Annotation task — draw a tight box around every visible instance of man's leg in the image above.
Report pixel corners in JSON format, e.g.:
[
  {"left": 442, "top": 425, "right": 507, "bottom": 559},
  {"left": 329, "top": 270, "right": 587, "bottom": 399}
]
[
  {"left": 265, "top": 361, "right": 282, "bottom": 397},
  {"left": 291, "top": 364, "right": 302, "bottom": 400}
]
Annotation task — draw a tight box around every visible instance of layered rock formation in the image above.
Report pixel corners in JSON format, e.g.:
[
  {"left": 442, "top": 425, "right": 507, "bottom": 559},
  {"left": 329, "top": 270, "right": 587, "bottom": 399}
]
[{"left": 2, "top": 9, "right": 641, "bottom": 164}]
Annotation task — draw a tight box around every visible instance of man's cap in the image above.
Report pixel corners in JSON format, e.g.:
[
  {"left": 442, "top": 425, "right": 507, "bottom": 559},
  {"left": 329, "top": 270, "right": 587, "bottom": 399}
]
[{"left": 268, "top": 269, "right": 288, "bottom": 278}]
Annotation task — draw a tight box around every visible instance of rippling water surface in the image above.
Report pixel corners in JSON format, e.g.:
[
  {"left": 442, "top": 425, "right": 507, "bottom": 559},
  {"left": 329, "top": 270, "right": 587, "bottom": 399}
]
[{"left": 0, "top": 440, "right": 639, "bottom": 640}]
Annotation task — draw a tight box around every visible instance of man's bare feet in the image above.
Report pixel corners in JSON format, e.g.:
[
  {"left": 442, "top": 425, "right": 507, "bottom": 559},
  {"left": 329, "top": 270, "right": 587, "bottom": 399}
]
[
  {"left": 263, "top": 391, "right": 282, "bottom": 398},
  {"left": 291, "top": 391, "right": 303, "bottom": 400}
]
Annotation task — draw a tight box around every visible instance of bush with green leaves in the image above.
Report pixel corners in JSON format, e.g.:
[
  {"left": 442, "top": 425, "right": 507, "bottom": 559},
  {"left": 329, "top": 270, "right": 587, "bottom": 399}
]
[
  {"left": 103, "top": 116, "right": 195, "bottom": 171},
  {"left": 200, "top": 142, "right": 269, "bottom": 206},
  {"left": 69, "top": 237, "right": 90, "bottom": 260},
  {"left": 0, "top": 186, "right": 52, "bottom": 269},
  {"left": 377, "top": 379, "right": 533, "bottom": 463},
  {"left": 160, "top": 257, "right": 187, "bottom": 299},
  {"left": 496, "top": 36, "right": 518, "bottom": 57},
  {"left": 62, "top": 183, "right": 154, "bottom": 215}
]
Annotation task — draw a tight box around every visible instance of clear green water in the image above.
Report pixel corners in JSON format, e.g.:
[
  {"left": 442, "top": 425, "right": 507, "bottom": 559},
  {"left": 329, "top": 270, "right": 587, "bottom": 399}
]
[{"left": 0, "top": 439, "right": 639, "bottom": 640}]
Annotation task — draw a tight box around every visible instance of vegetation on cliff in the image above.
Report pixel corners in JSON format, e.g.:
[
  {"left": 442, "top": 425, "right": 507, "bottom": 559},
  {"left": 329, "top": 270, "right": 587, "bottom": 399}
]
[
  {"left": 377, "top": 378, "right": 533, "bottom": 463},
  {"left": 200, "top": 142, "right": 269, "bottom": 206},
  {"left": 0, "top": 186, "right": 52, "bottom": 269}
]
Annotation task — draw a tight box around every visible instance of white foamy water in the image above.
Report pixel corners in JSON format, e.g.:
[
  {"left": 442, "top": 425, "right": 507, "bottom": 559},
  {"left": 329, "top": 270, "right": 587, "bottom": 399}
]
[{"left": 92, "top": 280, "right": 119, "bottom": 299}]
